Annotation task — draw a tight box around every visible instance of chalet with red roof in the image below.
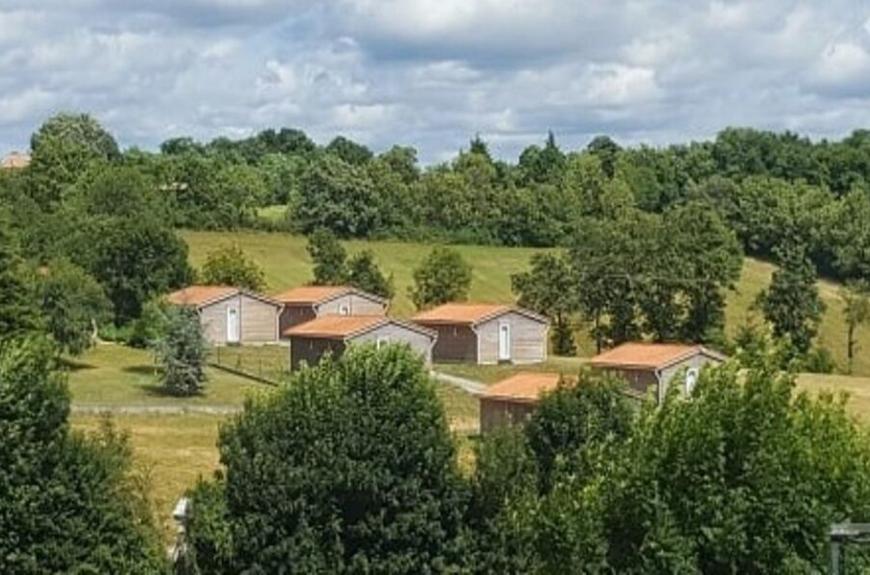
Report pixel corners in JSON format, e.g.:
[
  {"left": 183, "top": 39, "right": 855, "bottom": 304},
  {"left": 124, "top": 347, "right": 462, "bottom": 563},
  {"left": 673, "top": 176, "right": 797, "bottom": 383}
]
[
  {"left": 166, "top": 285, "right": 282, "bottom": 345},
  {"left": 283, "top": 315, "right": 436, "bottom": 370},
  {"left": 272, "top": 285, "right": 387, "bottom": 336},
  {"left": 589, "top": 342, "right": 727, "bottom": 403},
  {"left": 412, "top": 303, "right": 549, "bottom": 365},
  {"left": 478, "top": 372, "right": 566, "bottom": 432}
]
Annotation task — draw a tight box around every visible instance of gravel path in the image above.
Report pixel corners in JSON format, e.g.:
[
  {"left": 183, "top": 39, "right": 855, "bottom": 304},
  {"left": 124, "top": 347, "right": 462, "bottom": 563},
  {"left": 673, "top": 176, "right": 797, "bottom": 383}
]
[{"left": 71, "top": 405, "right": 242, "bottom": 415}]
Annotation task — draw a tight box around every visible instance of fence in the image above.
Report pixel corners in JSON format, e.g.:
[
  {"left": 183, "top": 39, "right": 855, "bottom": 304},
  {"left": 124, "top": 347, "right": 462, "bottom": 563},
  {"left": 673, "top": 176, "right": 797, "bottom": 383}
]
[{"left": 210, "top": 344, "right": 290, "bottom": 385}]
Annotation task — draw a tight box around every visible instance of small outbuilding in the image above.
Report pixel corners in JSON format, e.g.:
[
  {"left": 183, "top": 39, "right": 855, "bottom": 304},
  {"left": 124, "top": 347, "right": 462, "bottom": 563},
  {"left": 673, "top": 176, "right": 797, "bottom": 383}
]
[
  {"left": 284, "top": 315, "right": 437, "bottom": 370},
  {"left": 589, "top": 342, "right": 727, "bottom": 403},
  {"left": 273, "top": 285, "right": 388, "bottom": 336},
  {"left": 166, "top": 285, "right": 282, "bottom": 345},
  {"left": 478, "top": 372, "right": 565, "bottom": 433},
  {"left": 412, "top": 303, "right": 549, "bottom": 365}
]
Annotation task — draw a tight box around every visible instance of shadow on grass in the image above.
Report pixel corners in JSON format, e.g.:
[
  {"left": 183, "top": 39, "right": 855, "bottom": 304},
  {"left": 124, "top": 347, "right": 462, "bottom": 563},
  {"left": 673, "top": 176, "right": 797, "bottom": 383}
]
[
  {"left": 123, "top": 365, "right": 161, "bottom": 376},
  {"left": 59, "top": 357, "right": 97, "bottom": 371},
  {"left": 139, "top": 383, "right": 206, "bottom": 399}
]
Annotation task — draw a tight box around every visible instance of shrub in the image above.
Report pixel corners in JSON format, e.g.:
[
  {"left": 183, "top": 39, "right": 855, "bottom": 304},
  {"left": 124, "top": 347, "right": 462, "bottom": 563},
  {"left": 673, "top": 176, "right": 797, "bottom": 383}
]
[{"left": 154, "top": 306, "right": 208, "bottom": 396}]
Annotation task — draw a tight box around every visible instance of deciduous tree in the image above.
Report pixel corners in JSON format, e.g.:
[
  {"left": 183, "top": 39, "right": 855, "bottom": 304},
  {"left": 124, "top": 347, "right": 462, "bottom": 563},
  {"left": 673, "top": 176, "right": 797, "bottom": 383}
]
[
  {"left": 200, "top": 244, "right": 265, "bottom": 291},
  {"left": 410, "top": 247, "right": 472, "bottom": 310}
]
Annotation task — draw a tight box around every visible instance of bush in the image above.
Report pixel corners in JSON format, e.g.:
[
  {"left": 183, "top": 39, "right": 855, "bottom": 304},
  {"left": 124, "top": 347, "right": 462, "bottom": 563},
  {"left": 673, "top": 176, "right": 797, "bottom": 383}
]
[
  {"left": 154, "top": 306, "right": 208, "bottom": 396},
  {"left": 409, "top": 246, "right": 472, "bottom": 310},
  {"left": 186, "top": 344, "right": 468, "bottom": 573},
  {"left": 0, "top": 337, "right": 166, "bottom": 573},
  {"left": 200, "top": 245, "right": 265, "bottom": 291}
]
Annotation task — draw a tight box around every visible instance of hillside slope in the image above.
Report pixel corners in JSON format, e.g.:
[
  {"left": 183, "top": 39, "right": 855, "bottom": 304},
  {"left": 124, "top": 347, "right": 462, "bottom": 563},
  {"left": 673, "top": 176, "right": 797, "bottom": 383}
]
[{"left": 183, "top": 230, "right": 869, "bottom": 376}]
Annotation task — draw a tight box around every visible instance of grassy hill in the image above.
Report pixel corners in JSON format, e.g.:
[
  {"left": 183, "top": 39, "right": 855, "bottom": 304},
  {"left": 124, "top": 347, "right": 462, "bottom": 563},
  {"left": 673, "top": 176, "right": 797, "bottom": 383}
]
[{"left": 183, "top": 230, "right": 870, "bottom": 376}]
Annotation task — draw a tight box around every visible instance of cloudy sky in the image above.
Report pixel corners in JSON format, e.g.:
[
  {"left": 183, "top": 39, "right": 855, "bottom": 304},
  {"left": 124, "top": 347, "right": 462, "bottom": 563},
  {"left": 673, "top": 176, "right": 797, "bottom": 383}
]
[{"left": 1, "top": 1, "right": 869, "bottom": 162}]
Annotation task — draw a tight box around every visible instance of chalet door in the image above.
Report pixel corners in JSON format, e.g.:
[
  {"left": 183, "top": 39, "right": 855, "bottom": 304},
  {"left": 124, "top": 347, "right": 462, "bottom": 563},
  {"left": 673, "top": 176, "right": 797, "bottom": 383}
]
[
  {"left": 498, "top": 322, "right": 511, "bottom": 361},
  {"left": 226, "top": 305, "right": 240, "bottom": 344}
]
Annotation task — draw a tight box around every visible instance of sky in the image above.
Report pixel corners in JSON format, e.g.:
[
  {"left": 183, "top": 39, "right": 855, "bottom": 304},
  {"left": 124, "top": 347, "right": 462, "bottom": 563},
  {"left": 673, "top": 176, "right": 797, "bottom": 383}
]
[{"left": 1, "top": 0, "right": 870, "bottom": 163}]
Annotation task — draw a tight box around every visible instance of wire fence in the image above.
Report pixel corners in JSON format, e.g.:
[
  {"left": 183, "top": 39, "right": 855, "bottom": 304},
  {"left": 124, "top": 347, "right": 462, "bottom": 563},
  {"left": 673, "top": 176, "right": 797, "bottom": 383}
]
[{"left": 210, "top": 345, "right": 290, "bottom": 385}]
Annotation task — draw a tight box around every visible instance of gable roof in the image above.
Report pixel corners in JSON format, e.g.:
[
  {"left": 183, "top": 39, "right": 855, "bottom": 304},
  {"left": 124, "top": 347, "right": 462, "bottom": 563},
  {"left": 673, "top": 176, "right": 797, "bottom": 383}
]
[
  {"left": 166, "top": 285, "right": 238, "bottom": 307},
  {"left": 283, "top": 315, "right": 436, "bottom": 340},
  {"left": 478, "top": 372, "right": 566, "bottom": 404},
  {"left": 589, "top": 342, "right": 726, "bottom": 371},
  {"left": 412, "top": 302, "right": 547, "bottom": 326},
  {"left": 166, "top": 285, "right": 281, "bottom": 309},
  {"left": 272, "top": 285, "right": 387, "bottom": 306}
]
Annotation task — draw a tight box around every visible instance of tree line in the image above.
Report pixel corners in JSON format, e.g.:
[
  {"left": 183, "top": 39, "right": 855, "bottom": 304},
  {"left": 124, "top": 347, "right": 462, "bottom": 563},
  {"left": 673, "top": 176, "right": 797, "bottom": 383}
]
[{"left": 5, "top": 115, "right": 870, "bottom": 281}]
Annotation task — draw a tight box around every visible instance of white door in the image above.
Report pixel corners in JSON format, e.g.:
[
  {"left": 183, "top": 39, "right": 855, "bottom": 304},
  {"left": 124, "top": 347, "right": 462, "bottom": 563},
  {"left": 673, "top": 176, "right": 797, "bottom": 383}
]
[
  {"left": 498, "top": 322, "right": 511, "bottom": 361},
  {"left": 226, "top": 305, "right": 240, "bottom": 344},
  {"left": 685, "top": 367, "right": 699, "bottom": 394}
]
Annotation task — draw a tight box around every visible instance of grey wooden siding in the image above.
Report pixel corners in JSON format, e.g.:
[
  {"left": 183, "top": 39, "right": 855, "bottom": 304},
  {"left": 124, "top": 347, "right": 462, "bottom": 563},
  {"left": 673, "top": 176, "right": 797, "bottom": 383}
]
[
  {"left": 239, "top": 294, "right": 280, "bottom": 343},
  {"left": 351, "top": 323, "right": 434, "bottom": 364},
  {"left": 199, "top": 296, "right": 233, "bottom": 345},
  {"left": 427, "top": 325, "right": 477, "bottom": 363},
  {"left": 289, "top": 337, "right": 345, "bottom": 370},
  {"left": 596, "top": 351, "right": 724, "bottom": 401},
  {"left": 480, "top": 399, "right": 537, "bottom": 433},
  {"left": 317, "top": 293, "right": 386, "bottom": 316},
  {"left": 198, "top": 294, "right": 279, "bottom": 345},
  {"left": 659, "top": 352, "right": 724, "bottom": 397},
  {"left": 476, "top": 312, "right": 548, "bottom": 365},
  {"left": 279, "top": 305, "right": 317, "bottom": 335}
]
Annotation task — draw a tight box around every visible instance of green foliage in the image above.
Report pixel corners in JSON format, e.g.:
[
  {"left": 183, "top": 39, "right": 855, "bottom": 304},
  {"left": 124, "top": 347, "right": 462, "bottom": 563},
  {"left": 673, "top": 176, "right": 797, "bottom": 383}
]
[
  {"left": 127, "top": 298, "right": 170, "bottom": 349},
  {"left": 325, "top": 135, "right": 373, "bottom": 165},
  {"left": 200, "top": 244, "right": 265, "bottom": 291},
  {"left": 409, "top": 246, "right": 473, "bottom": 310},
  {"left": 180, "top": 479, "right": 234, "bottom": 575},
  {"left": 525, "top": 374, "right": 634, "bottom": 490},
  {"left": 512, "top": 252, "right": 577, "bottom": 355},
  {"left": 73, "top": 216, "right": 192, "bottom": 323},
  {"left": 37, "top": 258, "right": 112, "bottom": 356},
  {"left": 757, "top": 243, "right": 826, "bottom": 355},
  {"left": 0, "top": 217, "right": 42, "bottom": 344},
  {"left": 306, "top": 228, "right": 348, "bottom": 285},
  {"left": 601, "top": 360, "right": 870, "bottom": 573},
  {"left": 187, "top": 344, "right": 467, "bottom": 573},
  {"left": 841, "top": 280, "right": 870, "bottom": 373},
  {"left": 347, "top": 249, "right": 394, "bottom": 300},
  {"left": 0, "top": 338, "right": 166, "bottom": 573},
  {"left": 295, "top": 154, "right": 380, "bottom": 236},
  {"left": 29, "top": 113, "right": 120, "bottom": 207},
  {"left": 155, "top": 306, "right": 209, "bottom": 396}
]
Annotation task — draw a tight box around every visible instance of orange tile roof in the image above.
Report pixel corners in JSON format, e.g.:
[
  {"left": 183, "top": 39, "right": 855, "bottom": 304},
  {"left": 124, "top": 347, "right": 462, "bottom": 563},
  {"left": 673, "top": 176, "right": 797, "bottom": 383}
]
[
  {"left": 412, "top": 303, "right": 513, "bottom": 325},
  {"left": 479, "top": 372, "right": 566, "bottom": 404},
  {"left": 272, "top": 285, "right": 353, "bottom": 304},
  {"left": 1, "top": 151, "right": 30, "bottom": 169},
  {"left": 166, "top": 285, "right": 238, "bottom": 306},
  {"left": 589, "top": 342, "right": 712, "bottom": 370},
  {"left": 283, "top": 315, "right": 387, "bottom": 339}
]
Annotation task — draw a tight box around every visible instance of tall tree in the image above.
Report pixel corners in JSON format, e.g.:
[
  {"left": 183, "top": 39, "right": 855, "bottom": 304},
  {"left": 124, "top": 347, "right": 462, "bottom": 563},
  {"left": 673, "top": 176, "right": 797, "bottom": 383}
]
[
  {"left": 325, "top": 135, "right": 374, "bottom": 165},
  {"left": 37, "top": 259, "right": 111, "bottom": 356},
  {"left": 29, "top": 113, "right": 120, "bottom": 207},
  {"left": 200, "top": 244, "right": 266, "bottom": 291},
  {"left": 185, "top": 345, "right": 467, "bottom": 573},
  {"left": 306, "top": 228, "right": 348, "bottom": 285},
  {"left": 0, "top": 338, "right": 166, "bottom": 573},
  {"left": 757, "top": 243, "right": 825, "bottom": 356},
  {"left": 0, "top": 216, "right": 41, "bottom": 344},
  {"left": 511, "top": 253, "right": 578, "bottom": 355},
  {"left": 409, "top": 247, "right": 473, "bottom": 310},
  {"left": 295, "top": 154, "right": 380, "bottom": 236},
  {"left": 586, "top": 135, "right": 621, "bottom": 178},
  {"left": 155, "top": 306, "right": 209, "bottom": 396},
  {"left": 841, "top": 280, "right": 870, "bottom": 374},
  {"left": 347, "top": 249, "right": 394, "bottom": 299}
]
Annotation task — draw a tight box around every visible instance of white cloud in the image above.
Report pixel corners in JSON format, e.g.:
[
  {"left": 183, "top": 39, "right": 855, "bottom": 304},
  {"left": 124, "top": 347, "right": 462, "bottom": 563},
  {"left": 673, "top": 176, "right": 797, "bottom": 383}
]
[{"left": 0, "top": 1, "right": 870, "bottom": 161}]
